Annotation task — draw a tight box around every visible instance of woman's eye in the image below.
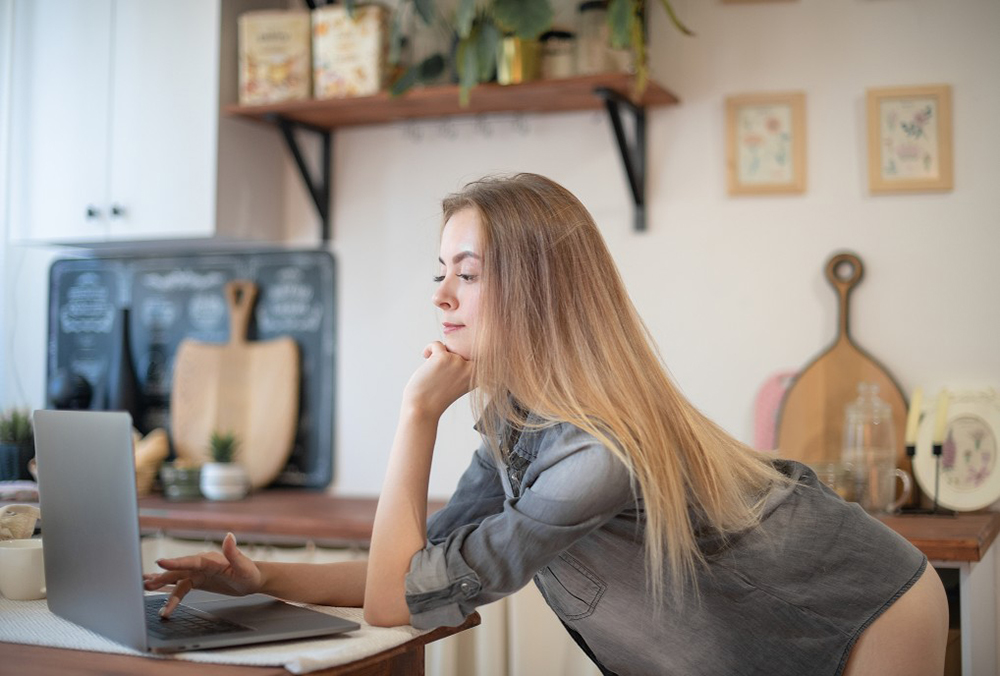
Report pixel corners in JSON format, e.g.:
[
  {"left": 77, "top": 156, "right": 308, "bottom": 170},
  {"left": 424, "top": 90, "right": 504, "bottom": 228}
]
[
  {"left": 458, "top": 274, "right": 478, "bottom": 282},
  {"left": 432, "top": 275, "right": 445, "bottom": 283}
]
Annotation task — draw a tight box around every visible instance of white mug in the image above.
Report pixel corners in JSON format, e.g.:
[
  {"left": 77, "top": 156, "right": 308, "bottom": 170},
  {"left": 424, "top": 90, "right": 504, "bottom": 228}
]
[{"left": 0, "top": 538, "right": 46, "bottom": 600}]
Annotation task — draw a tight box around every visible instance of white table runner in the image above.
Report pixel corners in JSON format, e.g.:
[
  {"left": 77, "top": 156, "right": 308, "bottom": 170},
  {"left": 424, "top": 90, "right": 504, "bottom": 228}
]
[{"left": 0, "top": 596, "right": 430, "bottom": 674}]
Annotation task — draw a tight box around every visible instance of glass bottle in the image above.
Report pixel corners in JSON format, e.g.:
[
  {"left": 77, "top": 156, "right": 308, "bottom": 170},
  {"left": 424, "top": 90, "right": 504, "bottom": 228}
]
[
  {"left": 576, "top": 0, "right": 611, "bottom": 75},
  {"left": 842, "top": 383, "right": 911, "bottom": 514}
]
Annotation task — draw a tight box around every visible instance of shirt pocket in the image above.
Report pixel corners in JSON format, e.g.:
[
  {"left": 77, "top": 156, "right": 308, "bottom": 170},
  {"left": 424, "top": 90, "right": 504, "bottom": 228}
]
[{"left": 538, "top": 553, "right": 607, "bottom": 621}]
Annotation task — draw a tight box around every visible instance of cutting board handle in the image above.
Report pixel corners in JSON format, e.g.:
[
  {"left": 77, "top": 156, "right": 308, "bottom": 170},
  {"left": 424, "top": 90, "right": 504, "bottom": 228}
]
[
  {"left": 225, "top": 280, "right": 258, "bottom": 345},
  {"left": 825, "top": 252, "right": 863, "bottom": 343}
]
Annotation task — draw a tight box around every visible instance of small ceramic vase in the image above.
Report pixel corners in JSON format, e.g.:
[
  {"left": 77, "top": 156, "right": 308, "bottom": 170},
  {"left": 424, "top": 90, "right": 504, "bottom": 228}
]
[{"left": 199, "top": 462, "right": 249, "bottom": 501}]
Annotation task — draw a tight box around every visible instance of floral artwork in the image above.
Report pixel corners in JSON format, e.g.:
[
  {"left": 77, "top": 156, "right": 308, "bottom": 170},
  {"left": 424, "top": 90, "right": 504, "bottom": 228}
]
[
  {"left": 878, "top": 98, "right": 940, "bottom": 180},
  {"left": 737, "top": 105, "right": 794, "bottom": 184},
  {"left": 941, "top": 415, "right": 997, "bottom": 492},
  {"left": 867, "top": 85, "right": 953, "bottom": 192},
  {"left": 726, "top": 92, "right": 806, "bottom": 195}
]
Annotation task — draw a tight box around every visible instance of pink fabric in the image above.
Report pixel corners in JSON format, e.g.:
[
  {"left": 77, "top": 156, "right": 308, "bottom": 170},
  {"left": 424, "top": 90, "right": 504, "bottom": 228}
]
[{"left": 753, "top": 371, "right": 797, "bottom": 451}]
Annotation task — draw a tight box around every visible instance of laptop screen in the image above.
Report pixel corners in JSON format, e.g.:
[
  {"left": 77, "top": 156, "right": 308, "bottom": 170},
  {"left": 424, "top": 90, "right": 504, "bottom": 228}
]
[{"left": 33, "top": 409, "right": 150, "bottom": 651}]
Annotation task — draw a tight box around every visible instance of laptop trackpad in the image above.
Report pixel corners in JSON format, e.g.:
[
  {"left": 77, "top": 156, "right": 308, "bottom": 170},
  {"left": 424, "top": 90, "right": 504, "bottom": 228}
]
[{"left": 184, "top": 591, "right": 330, "bottom": 626}]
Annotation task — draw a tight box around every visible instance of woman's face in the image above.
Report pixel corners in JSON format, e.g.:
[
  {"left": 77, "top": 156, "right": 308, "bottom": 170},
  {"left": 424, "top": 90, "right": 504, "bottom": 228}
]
[{"left": 433, "top": 208, "right": 484, "bottom": 360}]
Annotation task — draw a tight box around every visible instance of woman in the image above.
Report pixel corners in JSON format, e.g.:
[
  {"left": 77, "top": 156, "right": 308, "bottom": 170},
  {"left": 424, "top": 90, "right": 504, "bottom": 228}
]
[{"left": 147, "top": 174, "right": 947, "bottom": 675}]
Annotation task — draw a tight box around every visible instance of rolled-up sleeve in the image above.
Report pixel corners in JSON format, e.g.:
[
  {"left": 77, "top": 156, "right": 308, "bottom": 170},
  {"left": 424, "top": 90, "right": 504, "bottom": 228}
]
[{"left": 405, "top": 423, "right": 635, "bottom": 629}]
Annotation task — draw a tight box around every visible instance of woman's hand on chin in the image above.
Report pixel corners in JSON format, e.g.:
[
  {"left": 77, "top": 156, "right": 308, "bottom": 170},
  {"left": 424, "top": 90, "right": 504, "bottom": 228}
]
[{"left": 402, "top": 341, "right": 474, "bottom": 419}]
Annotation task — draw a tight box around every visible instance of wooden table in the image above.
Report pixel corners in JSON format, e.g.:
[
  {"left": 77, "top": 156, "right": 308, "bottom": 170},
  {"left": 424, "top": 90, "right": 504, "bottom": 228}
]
[
  {"left": 0, "top": 615, "right": 479, "bottom": 675},
  {"left": 876, "top": 511, "right": 1000, "bottom": 676},
  {"left": 132, "top": 489, "right": 1000, "bottom": 558},
  {"left": 3, "top": 491, "right": 998, "bottom": 675}
]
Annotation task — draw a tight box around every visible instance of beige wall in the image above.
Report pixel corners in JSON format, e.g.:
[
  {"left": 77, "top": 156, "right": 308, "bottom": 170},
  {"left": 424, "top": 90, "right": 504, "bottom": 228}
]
[{"left": 282, "top": 0, "right": 1000, "bottom": 499}]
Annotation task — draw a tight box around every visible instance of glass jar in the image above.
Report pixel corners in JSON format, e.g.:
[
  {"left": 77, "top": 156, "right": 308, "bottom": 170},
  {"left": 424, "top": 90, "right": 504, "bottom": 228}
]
[
  {"left": 576, "top": 0, "right": 611, "bottom": 75},
  {"left": 540, "top": 29, "right": 576, "bottom": 80},
  {"left": 841, "top": 383, "right": 912, "bottom": 514}
]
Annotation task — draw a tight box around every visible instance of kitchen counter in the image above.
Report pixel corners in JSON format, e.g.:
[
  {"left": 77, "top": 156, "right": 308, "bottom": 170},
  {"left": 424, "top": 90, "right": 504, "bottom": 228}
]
[
  {"left": 134, "top": 490, "right": 1000, "bottom": 562},
  {"left": 136, "top": 490, "right": 447, "bottom": 547}
]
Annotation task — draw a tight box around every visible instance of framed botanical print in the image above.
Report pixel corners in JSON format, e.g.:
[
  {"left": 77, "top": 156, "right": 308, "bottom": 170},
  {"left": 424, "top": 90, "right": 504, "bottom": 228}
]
[
  {"left": 867, "top": 84, "right": 953, "bottom": 193},
  {"left": 725, "top": 91, "right": 806, "bottom": 195}
]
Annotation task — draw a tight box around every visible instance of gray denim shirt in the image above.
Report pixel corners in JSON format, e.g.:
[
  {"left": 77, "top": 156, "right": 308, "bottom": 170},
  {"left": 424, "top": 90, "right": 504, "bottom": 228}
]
[{"left": 405, "top": 420, "right": 926, "bottom": 676}]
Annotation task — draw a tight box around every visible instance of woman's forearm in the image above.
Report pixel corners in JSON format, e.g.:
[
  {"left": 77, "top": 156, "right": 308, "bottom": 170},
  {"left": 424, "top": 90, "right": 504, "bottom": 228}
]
[
  {"left": 363, "top": 406, "right": 439, "bottom": 626},
  {"left": 257, "top": 559, "right": 367, "bottom": 607}
]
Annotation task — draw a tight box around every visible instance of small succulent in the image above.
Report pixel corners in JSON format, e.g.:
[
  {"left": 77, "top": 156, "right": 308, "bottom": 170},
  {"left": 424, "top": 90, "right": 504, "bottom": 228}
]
[
  {"left": 209, "top": 431, "right": 239, "bottom": 464},
  {"left": 0, "top": 409, "right": 33, "bottom": 445}
]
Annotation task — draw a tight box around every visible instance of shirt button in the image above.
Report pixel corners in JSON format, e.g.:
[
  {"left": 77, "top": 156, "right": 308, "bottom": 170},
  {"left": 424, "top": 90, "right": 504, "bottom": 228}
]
[{"left": 459, "top": 581, "right": 472, "bottom": 595}]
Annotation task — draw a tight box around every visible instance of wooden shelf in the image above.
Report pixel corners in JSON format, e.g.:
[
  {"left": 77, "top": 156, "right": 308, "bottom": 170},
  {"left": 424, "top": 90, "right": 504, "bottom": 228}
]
[
  {"left": 223, "top": 72, "right": 679, "bottom": 238},
  {"left": 223, "top": 72, "right": 679, "bottom": 129}
]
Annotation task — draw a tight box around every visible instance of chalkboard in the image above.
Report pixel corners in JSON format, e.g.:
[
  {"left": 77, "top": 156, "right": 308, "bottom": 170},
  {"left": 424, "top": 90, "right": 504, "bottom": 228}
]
[{"left": 48, "top": 249, "right": 336, "bottom": 488}]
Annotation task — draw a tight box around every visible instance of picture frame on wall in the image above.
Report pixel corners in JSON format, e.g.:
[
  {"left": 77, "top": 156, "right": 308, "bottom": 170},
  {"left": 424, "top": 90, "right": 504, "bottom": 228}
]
[
  {"left": 867, "top": 84, "right": 953, "bottom": 193},
  {"left": 725, "top": 91, "right": 806, "bottom": 195}
]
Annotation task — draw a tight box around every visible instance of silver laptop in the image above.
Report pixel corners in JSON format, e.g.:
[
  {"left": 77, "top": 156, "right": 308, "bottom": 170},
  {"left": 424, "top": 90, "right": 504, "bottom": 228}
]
[{"left": 32, "top": 409, "right": 359, "bottom": 653}]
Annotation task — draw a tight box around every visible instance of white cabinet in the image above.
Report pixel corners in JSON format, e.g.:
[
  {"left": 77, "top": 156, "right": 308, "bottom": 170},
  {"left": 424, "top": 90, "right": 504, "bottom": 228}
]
[{"left": 8, "top": 0, "right": 285, "bottom": 243}]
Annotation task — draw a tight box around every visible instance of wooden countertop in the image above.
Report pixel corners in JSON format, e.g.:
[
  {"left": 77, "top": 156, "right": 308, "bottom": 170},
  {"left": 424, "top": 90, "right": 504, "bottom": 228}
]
[
  {"left": 7, "top": 489, "right": 997, "bottom": 561},
  {"left": 877, "top": 511, "right": 1000, "bottom": 562},
  {"left": 137, "top": 490, "right": 446, "bottom": 547},
  {"left": 132, "top": 490, "right": 1000, "bottom": 563}
]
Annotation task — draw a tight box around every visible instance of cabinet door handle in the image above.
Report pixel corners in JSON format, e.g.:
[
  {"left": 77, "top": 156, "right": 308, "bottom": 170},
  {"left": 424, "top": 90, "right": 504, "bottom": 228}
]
[
  {"left": 86, "top": 206, "right": 101, "bottom": 219},
  {"left": 111, "top": 204, "right": 125, "bottom": 218}
]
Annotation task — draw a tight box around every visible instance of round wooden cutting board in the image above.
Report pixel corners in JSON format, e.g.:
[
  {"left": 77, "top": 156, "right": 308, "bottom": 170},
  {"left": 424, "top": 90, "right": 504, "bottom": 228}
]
[{"left": 776, "top": 253, "right": 911, "bottom": 477}]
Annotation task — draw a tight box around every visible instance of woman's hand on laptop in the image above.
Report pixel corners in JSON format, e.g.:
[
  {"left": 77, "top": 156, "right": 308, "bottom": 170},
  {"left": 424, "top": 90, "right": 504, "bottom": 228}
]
[{"left": 143, "top": 532, "right": 263, "bottom": 618}]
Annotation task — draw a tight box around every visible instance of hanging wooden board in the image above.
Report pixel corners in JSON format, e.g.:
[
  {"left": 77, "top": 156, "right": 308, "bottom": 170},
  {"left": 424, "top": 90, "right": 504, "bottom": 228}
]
[
  {"left": 170, "top": 280, "right": 300, "bottom": 489},
  {"left": 776, "top": 253, "right": 911, "bottom": 477}
]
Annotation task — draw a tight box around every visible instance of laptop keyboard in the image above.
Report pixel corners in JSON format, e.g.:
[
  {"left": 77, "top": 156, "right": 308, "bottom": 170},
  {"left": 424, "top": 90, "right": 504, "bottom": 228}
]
[{"left": 144, "top": 596, "right": 251, "bottom": 640}]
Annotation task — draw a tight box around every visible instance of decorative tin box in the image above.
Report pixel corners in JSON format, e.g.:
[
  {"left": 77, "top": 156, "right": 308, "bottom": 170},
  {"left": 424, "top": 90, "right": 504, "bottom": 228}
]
[
  {"left": 312, "top": 5, "right": 389, "bottom": 99},
  {"left": 238, "top": 10, "right": 311, "bottom": 105}
]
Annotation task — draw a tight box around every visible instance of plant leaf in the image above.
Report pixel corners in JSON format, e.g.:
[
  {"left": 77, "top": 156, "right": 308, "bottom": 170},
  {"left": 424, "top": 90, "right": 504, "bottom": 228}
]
[
  {"left": 390, "top": 63, "right": 421, "bottom": 97},
  {"left": 608, "top": 0, "right": 634, "bottom": 49},
  {"left": 475, "top": 20, "right": 500, "bottom": 81},
  {"left": 492, "top": 0, "right": 553, "bottom": 40},
  {"left": 389, "top": 7, "right": 405, "bottom": 65},
  {"left": 456, "top": 0, "right": 477, "bottom": 39},
  {"left": 657, "top": 0, "right": 695, "bottom": 36},
  {"left": 419, "top": 53, "right": 446, "bottom": 81},
  {"left": 414, "top": 0, "right": 435, "bottom": 26},
  {"left": 631, "top": 10, "right": 648, "bottom": 96},
  {"left": 456, "top": 34, "right": 480, "bottom": 107},
  {"left": 389, "top": 54, "right": 445, "bottom": 97}
]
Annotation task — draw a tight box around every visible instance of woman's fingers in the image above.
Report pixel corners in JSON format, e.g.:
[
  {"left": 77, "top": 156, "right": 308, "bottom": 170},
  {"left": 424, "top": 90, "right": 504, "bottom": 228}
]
[
  {"left": 158, "top": 577, "right": 197, "bottom": 619},
  {"left": 423, "top": 341, "right": 447, "bottom": 358},
  {"left": 143, "top": 571, "right": 188, "bottom": 590},
  {"left": 155, "top": 552, "right": 227, "bottom": 573},
  {"left": 220, "top": 533, "right": 257, "bottom": 581}
]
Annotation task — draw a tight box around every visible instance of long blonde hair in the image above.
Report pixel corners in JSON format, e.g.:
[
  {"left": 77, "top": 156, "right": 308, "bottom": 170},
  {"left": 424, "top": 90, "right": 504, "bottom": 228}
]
[{"left": 442, "top": 173, "right": 785, "bottom": 602}]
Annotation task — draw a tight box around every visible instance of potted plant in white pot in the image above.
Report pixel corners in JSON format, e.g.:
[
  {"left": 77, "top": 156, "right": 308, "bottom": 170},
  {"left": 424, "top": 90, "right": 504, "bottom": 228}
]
[
  {"left": 0, "top": 409, "right": 35, "bottom": 482},
  {"left": 199, "top": 431, "right": 249, "bottom": 501}
]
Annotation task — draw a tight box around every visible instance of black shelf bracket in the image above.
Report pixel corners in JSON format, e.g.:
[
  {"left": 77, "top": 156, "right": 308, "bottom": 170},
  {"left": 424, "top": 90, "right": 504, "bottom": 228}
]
[
  {"left": 267, "top": 114, "right": 333, "bottom": 242},
  {"left": 594, "top": 87, "right": 647, "bottom": 232}
]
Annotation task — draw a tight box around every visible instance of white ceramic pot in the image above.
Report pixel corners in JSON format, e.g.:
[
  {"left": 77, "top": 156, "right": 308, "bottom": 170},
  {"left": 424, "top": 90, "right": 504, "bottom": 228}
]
[{"left": 199, "top": 462, "right": 249, "bottom": 501}]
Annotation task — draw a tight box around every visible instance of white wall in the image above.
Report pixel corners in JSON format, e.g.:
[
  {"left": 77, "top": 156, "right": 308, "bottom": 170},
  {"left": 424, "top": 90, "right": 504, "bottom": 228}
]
[
  {"left": 293, "top": 0, "right": 1000, "bottom": 499},
  {"left": 2, "top": 1, "right": 998, "bottom": 499},
  {"left": 0, "top": 0, "right": 11, "bottom": 399}
]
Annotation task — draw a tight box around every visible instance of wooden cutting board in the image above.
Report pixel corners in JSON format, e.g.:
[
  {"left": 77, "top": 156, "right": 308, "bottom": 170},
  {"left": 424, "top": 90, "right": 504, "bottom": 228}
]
[
  {"left": 170, "top": 280, "right": 299, "bottom": 489},
  {"left": 776, "top": 253, "right": 910, "bottom": 476}
]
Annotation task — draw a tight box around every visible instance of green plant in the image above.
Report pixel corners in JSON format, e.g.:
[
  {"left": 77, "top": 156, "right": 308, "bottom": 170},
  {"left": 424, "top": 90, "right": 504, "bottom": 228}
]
[
  {"left": 209, "top": 431, "right": 239, "bottom": 464},
  {"left": 390, "top": 0, "right": 555, "bottom": 104},
  {"left": 386, "top": 0, "right": 693, "bottom": 103},
  {"left": 0, "top": 409, "right": 33, "bottom": 445},
  {"left": 608, "top": 0, "right": 694, "bottom": 95}
]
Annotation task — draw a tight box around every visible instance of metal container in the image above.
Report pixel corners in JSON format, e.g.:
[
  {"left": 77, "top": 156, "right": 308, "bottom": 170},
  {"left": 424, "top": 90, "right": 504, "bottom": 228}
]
[{"left": 497, "top": 37, "right": 541, "bottom": 85}]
